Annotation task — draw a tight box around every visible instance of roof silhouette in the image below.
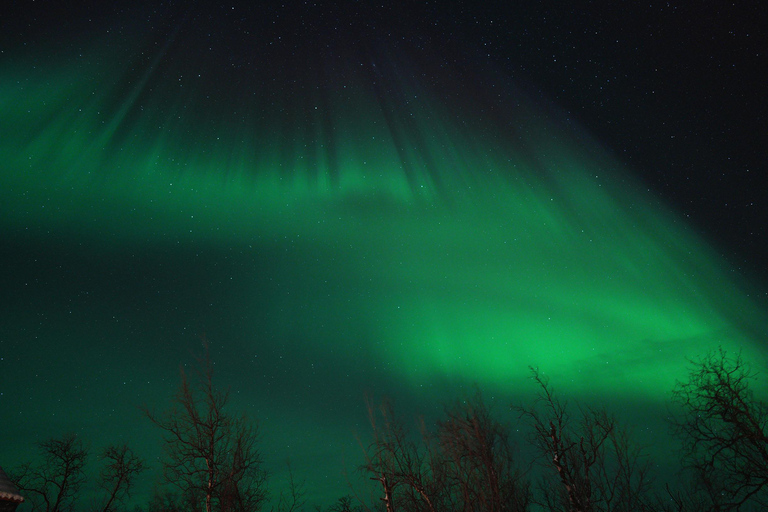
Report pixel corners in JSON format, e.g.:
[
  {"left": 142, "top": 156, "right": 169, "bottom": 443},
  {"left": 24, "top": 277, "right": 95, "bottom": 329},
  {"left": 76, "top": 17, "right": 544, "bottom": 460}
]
[{"left": 0, "top": 466, "right": 23, "bottom": 512}]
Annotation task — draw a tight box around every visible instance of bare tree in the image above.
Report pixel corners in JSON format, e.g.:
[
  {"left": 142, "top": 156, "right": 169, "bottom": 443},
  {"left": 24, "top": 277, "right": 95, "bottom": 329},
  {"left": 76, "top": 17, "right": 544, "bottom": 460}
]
[
  {"left": 435, "top": 393, "right": 531, "bottom": 512},
  {"left": 97, "top": 444, "right": 146, "bottom": 512},
  {"left": 144, "top": 346, "right": 267, "bottom": 512},
  {"left": 146, "top": 486, "right": 198, "bottom": 512},
  {"left": 362, "top": 393, "right": 530, "bottom": 512},
  {"left": 326, "top": 495, "right": 366, "bottom": 512},
  {"left": 362, "top": 397, "right": 440, "bottom": 512},
  {"left": 657, "top": 479, "right": 722, "bottom": 512},
  {"left": 10, "top": 433, "right": 88, "bottom": 512},
  {"left": 671, "top": 348, "right": 768, "bottom": 511},
  {"left": 271, "top": 462, "right": 306, "bottom": 512},
  {"left": 515, "top": 370, "right": 653, "bottom": 512}
]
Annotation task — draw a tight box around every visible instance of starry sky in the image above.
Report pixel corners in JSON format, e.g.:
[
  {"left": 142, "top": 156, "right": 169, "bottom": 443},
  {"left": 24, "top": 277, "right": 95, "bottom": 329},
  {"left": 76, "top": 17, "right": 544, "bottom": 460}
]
[{"left": 1, "top": 1, "right": 767, "bottom": 508}]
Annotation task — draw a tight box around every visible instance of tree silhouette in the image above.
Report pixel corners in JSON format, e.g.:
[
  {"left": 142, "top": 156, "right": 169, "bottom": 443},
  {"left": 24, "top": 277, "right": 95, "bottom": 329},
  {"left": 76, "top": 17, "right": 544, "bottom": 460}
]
[
  {"left": 435, "top": 394, "right": 531, "bottom": 512},
  {"left": 671, "top": 348, "right": 768, "bottom": 511},
  {"left": 325, "top": 495, "right": 365, "bottom": 512},
  {"left": 144, "top": 346, "right": 267, "bottom": 512},
  {"left": 515, "top": 370, "right": 653, "bottom": 512},
  {"left": 97, "top": 444, "right": 146, "bottom": 512},
  {"left": 362, "top": 392, "right": 530, "bottom": 512},
  {"left": 10, "top": 433, "right": 88, "bottom": 512},
  {"left": 271, "top": 462, "right": 306, "bottom": 512},
  {"left": 363, "top": 398, "right": 433, "bottom": 512}
]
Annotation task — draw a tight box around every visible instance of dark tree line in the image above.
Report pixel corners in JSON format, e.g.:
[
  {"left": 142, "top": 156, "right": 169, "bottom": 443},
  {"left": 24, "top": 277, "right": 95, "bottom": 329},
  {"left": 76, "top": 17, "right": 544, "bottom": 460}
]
[
  {"left": 8, "top": 347, "right": 768, "bottom": 512},
  {"left": 361, "top": 375, "right": 652, "bottom": 512},
  {"left": 363, "top": 392, "right": 530, "bottom": 512},
  {"left": 9, "top": 435, "right": 144, "bottom": 512},
  {"left": 361, "top": 349, "right": 768, "bottom": 512}
]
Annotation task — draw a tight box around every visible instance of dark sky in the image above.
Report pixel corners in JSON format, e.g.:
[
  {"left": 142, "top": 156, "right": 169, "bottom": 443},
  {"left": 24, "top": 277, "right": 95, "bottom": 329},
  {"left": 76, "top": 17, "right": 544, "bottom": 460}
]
[
  {"left": 3, "top": 1, "right": 765, "bottom": 271},
  {"left": 1, "top": 1, "right": 767, "bottom": 509}
]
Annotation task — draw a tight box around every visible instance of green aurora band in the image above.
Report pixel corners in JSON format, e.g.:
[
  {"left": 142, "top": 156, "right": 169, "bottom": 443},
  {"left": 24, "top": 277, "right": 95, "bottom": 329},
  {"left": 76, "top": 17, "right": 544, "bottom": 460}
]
[{"left": 2, "top": 27, "right": 766, "bottom": 505}]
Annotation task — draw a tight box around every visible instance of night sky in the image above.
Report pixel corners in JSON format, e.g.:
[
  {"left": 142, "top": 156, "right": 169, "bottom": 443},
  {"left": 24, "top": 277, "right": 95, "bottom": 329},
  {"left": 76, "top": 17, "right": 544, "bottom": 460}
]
[{"left": 1, "top": 1, "right": 767, "bottom": 508}]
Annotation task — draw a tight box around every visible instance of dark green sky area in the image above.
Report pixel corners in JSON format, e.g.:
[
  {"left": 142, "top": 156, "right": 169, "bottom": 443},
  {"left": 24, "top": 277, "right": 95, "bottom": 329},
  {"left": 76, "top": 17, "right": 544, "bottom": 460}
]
[{"left": 1, "top": 1, "right": 767, "bottom": 508}]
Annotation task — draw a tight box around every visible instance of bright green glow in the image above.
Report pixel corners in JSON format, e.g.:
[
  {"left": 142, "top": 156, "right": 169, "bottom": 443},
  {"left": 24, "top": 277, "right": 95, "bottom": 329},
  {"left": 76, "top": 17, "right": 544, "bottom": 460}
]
[{"left": 2, "top": 38, "right": 766, "bottom": 506}]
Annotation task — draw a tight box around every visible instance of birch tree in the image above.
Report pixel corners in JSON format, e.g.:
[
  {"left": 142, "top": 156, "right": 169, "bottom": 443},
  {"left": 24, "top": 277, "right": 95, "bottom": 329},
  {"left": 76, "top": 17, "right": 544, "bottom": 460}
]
[{"left": 145, "top": 347, "right": 267, "bottom": 512}]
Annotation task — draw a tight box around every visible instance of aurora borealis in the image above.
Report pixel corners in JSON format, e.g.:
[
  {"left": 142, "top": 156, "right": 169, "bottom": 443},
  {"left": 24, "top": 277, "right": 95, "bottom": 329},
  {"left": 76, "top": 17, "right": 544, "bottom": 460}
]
[{"left": 1, "top": 1, "right": 766, "bottom": 509}]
